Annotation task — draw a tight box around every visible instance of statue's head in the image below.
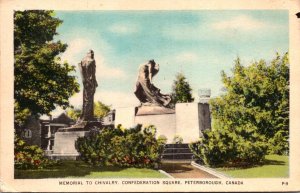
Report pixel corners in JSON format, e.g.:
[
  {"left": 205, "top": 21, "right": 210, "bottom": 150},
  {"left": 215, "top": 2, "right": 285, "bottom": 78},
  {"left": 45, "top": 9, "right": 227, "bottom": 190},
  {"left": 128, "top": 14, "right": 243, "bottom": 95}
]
[
  {"left": 148, "top": 59, "right": 155, "bottom": 65},
  {"left": 148, "top": 59, "right": 159, "bottom": 76},
  {"left": 87, "top": 50, "right": 94, "bottom": 59}
]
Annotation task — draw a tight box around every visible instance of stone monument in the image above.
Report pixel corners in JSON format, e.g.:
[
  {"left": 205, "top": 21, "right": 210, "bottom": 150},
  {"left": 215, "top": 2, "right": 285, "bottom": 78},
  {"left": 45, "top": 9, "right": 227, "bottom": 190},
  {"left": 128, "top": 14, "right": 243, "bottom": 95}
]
[
  {"left": 133, "top": 60, "right": 175, "bottom": 140},
  {"left": 115, "top": 60, "right": 175, "bottom": 140},
  {"left": 134, "top": 60, "right": 171, "bottom": 107},
  {"left": 175, "top": 89, "right": 211, "bottom": 142},
  {"left": 115, "top": 60, "right": 211, "bottom": 143},
  {"left": 134, "top": 59, "right": 174, "bottom": 115},
  {"left": 52, "top": 50, "right": 101, "bottom": 159}
]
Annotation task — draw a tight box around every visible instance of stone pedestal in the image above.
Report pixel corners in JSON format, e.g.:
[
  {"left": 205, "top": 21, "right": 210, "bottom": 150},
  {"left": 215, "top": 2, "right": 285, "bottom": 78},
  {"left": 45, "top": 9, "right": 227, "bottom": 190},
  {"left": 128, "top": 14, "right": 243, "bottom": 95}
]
[
  {"left": 52, "top": 131, "right": 88, "bottom": 159},
  {"left": 115, "top": 106, "right": 175, "bottom": 143},
  {"left": 136, "top": 105, "right": 175, "bottom": 116},
  {"left": 135, "top": 105, "right": 175, "bottom": 143},
  {"left": 114, "top": 107, "right": 137, "bottom": 128},
  {"left": 51, "top": 121, "right": 101, "bottom": 160},
  {"left": 135, "top": 114, "right": 176, "bottom": 143},
  {"left": 115, "top": 102, "right": 211, "bottom": 144},
  {"left": 175, "top": 103, "right": 211, "bottom": 142},
  {"left": 198, "top": 102, "right": 211, "bottom": 132}
]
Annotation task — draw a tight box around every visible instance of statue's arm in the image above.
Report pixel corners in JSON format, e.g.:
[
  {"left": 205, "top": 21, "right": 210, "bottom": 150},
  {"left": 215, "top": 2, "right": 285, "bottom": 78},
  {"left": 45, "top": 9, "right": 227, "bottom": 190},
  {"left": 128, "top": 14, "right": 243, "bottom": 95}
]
[
  {"left": 78, "top": 62, "right": 86, "bottom": 83},
  {"left": 92, "top": 61, "right": 98, "bottom": 87},
  {"left": 148, "top": 64, "right": 153, "bottom": 84}
]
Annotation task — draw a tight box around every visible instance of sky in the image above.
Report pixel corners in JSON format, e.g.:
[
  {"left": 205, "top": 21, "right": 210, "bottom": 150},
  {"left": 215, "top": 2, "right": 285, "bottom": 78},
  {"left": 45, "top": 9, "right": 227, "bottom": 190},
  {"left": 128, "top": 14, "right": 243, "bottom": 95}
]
[{"left": 49, "top": 10, "right": 288, "bottom": 117}]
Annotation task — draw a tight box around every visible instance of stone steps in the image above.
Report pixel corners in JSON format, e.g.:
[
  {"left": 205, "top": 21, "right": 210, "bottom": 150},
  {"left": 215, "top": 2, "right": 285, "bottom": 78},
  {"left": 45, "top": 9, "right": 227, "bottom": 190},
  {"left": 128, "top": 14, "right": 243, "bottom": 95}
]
[
  {"left": 162, "top": 143, "right": 193, "bottom": 160},
  {"left": 165, "top": 143, "right": 190, "bottom": 148},
  {"left": 163, "top": 148, "right": 192, "bottom": 154}
]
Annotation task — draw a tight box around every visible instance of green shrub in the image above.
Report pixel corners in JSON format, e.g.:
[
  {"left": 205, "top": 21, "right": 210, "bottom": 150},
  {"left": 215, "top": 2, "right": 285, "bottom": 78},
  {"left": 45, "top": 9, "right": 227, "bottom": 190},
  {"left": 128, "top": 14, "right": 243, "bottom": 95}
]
[
  {"left": 75, "top": 128, "right": 116, "bottom": 166},
  {"left": 172, "top": 135, "right": 183, "bottom": 144},
  {"left": 75, "top": 125, "right": 164, "bottom": 168},
  {"left": 268, "top": 130, "right": 289, "bottom": 155},
  {"left": 157, "top": 135, "right": 168, "bottom": 145},
  {"left": 210, "top": 54, "right": 289, "bottom": 155},
  {"left": 14, "top": 135, "right": 58, "bottom": 169},
  {"left": 189, "top": 125, "right": 268, "bottom": 167}
]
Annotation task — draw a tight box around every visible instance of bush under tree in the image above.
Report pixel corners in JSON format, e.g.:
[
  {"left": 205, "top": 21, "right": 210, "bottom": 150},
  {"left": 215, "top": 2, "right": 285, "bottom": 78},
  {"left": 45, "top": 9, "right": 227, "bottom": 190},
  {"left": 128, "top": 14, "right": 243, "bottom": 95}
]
[
  {"left": 14, "top": 135, "right": 58, "bottom": 169},
  {"left": 75, "top": 125, "right": 166, "bottom": 168},
  {"left": 189, "top": 126, "right": 268, "bottom": 167},
  {"left": 189, "top": 53, "right": 289, "bottom": 167}
]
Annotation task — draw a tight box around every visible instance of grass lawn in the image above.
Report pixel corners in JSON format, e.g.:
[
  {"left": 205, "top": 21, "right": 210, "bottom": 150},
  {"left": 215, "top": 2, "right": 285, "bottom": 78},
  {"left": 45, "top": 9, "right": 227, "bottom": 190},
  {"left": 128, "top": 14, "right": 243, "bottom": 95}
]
[
  {"left": 15, "top": 160, "right": 167, "bottom": 179},
  {"left": 215, "top": 155, "right": 289, "bottom": 178}
]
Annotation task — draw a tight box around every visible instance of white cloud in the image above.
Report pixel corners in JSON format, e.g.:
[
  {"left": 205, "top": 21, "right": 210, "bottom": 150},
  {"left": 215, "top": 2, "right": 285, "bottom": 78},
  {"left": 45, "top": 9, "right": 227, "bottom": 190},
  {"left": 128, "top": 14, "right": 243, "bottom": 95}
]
[
  {"left": 69, "top": 91, "right": 83, "bottom": 108},
  {"left": 60, "top": 37, "right": 126, "bottom": 80},
  {"left": 162, "top": 24, "right": 203, "bottom": 41},
  {"left": 163, "top": 15, "right": 283, "bottom": 41},
  {"left": 95, "top": 91, "right": 139, "bottom": 108},
  {"left": 175, "top": 52, "right": 199, "bottom": 63},
  {"left": 44, "top": 90, "right": 139, "bottom": 118},
  {"left": 61, "top": 38, "right": 92, "bottom": 64},
  {"left": 211, "top": 15, "right": 268, "bottom": 31},
  {"left": 94, "top": 55, "right": 126, "bottom": 80},
  {"left": 68, "top": 90, "right": 139, "bottom": 109},
  {"left": 108, "top": 23, "right": 139, "bottom": 35}
]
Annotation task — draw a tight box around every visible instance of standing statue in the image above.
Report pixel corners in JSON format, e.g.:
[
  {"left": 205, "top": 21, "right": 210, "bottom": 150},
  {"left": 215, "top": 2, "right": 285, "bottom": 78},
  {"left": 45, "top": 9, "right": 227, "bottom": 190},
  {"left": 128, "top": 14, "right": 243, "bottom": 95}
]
[
  {"left": 78, "top": 50, "right": 98, "bottom": 122},
  {"left": 134, "top": 60, "right": 171, "bottom": 107}
]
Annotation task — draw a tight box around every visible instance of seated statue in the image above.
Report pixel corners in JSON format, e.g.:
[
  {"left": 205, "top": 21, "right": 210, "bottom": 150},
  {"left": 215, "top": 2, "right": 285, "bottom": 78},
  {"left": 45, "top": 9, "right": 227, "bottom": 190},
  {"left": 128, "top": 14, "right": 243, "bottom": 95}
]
[{"left": 134, "top": 60, "right": 171, "bottom": 107}]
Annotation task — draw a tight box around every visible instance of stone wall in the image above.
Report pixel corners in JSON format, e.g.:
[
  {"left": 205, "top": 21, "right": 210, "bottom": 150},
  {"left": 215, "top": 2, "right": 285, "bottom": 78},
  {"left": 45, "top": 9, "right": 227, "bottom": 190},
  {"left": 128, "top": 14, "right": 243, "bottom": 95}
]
[
  {"left": 135, "top": 113, "right": 176, "bottom": 142},
  {"left": 115, "top": 102, "right": 211, "bottom": 143}
]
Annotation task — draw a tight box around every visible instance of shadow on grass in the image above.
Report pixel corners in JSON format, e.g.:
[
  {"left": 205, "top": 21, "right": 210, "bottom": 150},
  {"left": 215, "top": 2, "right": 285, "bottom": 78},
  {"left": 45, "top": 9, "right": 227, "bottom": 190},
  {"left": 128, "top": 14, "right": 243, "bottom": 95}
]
[
  {"left": 262, "top": 159, "right": 285, "bottom": 166},
  {"left": 14, "top": 160, "right": 125, "bottom": 179},
  {"left": 211, "top": 156, "right": 287, "bottom": 169}
]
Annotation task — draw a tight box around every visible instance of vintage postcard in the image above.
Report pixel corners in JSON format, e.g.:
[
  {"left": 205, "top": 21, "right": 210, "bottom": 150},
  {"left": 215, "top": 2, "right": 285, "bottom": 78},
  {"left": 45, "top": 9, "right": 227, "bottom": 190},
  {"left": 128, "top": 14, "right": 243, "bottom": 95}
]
[{"left": 1, "top": 0, "right": 300, "bottom": 192}]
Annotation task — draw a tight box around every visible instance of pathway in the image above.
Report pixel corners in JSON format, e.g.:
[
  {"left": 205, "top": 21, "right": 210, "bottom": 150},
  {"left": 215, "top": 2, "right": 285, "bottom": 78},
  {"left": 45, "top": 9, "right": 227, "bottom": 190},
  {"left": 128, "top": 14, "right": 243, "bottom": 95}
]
[{"left": 161, "top": 161, "right": 217, "bottom": 178}]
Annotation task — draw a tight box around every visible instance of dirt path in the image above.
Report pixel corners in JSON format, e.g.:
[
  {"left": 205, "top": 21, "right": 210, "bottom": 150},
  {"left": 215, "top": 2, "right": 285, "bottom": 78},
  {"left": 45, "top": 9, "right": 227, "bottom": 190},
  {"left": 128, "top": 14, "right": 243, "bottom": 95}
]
[{"left": 161, "top": 161, "right": 217, "bottom": 178}]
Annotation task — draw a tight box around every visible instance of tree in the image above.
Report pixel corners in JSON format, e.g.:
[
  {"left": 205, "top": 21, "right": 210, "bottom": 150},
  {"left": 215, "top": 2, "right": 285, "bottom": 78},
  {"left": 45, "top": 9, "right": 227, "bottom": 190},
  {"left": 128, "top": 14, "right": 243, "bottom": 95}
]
[
  {"left": 170, "top": 72, "right": 194, "bottom": 107},
  {"left": 189, "top": 53, "right": 289, "bottom": 167},
  {"left": 66, "top": 108, "right": 81, "bottom": 121},
  {"left": 94, "top": 101, "right": 111, "bottom": 118},
  {"left": 66, "top": 101, "right": 111, "bottom": 120},
  {"left": 14, "top": 10, "right": 80, "bottom": 126},
  {"left": 210, "top": 53, "right": 289, "bottom": 155}
]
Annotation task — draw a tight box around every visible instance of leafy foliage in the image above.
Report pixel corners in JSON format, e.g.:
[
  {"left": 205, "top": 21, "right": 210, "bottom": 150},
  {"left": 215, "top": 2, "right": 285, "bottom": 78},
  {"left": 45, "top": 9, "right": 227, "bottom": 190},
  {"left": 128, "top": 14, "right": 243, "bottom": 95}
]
[
  {"left": 14, "top": 135, "right": 59, "bottom": 169},
  {"left": 157, "top": 135, "right": 168, "bottom": 145},
  {"left": 14, "top": 103, "right": 32, "bottom": 127},
  {"left": 189, "top": 53, "right": 289, "bottom": 166},
  {"left": 75, "top": 125, "right": 165, "bottom": 168},
  {"left": 66, "top": 108, "right": 82, "bottom": 121},
  {"left": 170, "top": 73, "right": 194, "bottom": 107},
  {"left": 211, "top": 53, "right": 289, "bottom": 154},
  {"left": 94, "top": 101, "right": 111, "bottom": 118},
  {"left": 66, "top": 101, "right": 111, "bottom": 120},
  {"left": 172, "top": 135, "right": 183, "bottom": 144},
  {"left": 189, "top": 127, "right": 268, "bottom": 167},
  {"left": 14, "top": 10, "right": 80, "bottom": 126}
]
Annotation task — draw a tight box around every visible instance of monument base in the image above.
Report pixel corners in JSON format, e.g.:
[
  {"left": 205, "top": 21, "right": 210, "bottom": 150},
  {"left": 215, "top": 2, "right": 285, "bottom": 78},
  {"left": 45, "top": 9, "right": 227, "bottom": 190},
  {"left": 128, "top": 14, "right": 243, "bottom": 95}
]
[
  {"left": 135, "top": 113, "right": 176, "bottom": 143},
  {"left": 52, "top": 121, "right": 101, "bottom": 160},
  {"left": 175, "top": 103, "right": 211, "bottom": 142},
  {"left": 135, "top": 106, "right": 176, "bottom": 143},
  {"left": 115, "top": 105, "right": 176, "bottom": 143},
  {"left": 48, "top": 154, "right": 79, "bottom": 161},
  {"left": 136, "top": 105, "right": 175, "bottom": 115},
  {"left": 52, "top": 130, "right": 89, "bottom": 159},
  {"left": 58, "top": 121, "right": 101, "bottom": 132},
  {"left": 115, "top": 103, "right": 211, "bottom": 144}
]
